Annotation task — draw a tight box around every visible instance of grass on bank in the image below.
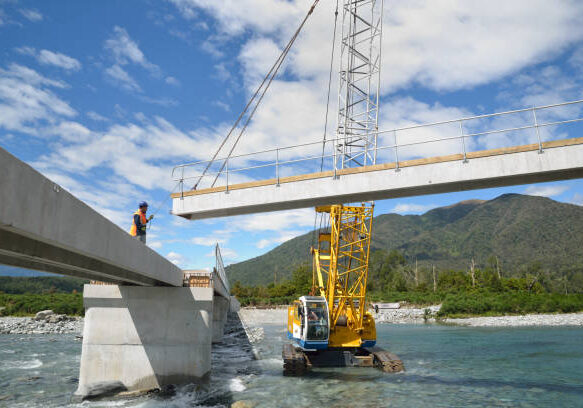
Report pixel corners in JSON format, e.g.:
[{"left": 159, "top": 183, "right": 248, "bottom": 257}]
[
  {"left": 0, "top": 293, "right": 84, "bottom": 316},
  {"left": 232, "top": 252, "right": 583, "bottom": 317}
]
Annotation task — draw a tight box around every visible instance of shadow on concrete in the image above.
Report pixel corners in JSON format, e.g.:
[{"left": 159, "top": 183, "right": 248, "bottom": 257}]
[
  {"left": 145, "top": 312, "right": 259, "bottom": 407},
  {"left": 123, "top": 286, "right": 214, "bottom": 389}
]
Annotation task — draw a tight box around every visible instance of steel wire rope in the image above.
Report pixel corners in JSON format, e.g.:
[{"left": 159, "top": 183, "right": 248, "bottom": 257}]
[
  {"left": 203, "top": 0, "right": 322, "bottom": 189},
  {"left": 312, "top": 0, "right": 339, "bottom": 252},
  {"left": 146, "top": 180, "right": 182, "bottom": 231}
]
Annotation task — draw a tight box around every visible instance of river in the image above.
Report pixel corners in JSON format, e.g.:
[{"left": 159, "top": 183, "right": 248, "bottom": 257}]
[{"left": 1, "top": 321, "right": 582, "bottom": 407}]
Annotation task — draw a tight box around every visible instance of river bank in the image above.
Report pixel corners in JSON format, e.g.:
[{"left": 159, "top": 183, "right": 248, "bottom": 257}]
[
  {"left": 1, "top": 306, "right": 582, "bottom": 336},
  {"left": 0, "top": 316, "right": 83, "bottom": 335},
  {"left": 238, "top": 306, "right": 583, "bottom": 327}
]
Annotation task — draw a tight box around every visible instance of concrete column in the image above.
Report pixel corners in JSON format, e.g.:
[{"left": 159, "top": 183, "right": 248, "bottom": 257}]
[
  {"left": 75, "top": 284, "right": 214, "bottom": 399},
  {"left": 211, "top": 295, "right": 230, "bottom": 343},
  {"left": 230, "top": 296, "right": 241, "bottom": 313}
]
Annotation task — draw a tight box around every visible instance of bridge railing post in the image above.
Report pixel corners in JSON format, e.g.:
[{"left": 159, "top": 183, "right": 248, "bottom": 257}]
[
  {"left": 180, "top": 167, "right": 185, "bottom": 200},
  {"left": 459, "top": 120, "right": 468, "bottom": 163},
  {"left": 532, "top": 106, "right": 543, "bottom": 154},
  {"left": 276, "top": 148, "right": 280, "bottom": 186},
  {"left": 393, "top": 130, "right": 400, "bottom": 172},
  {"left": 225, "top": 158, "right": 229, "bottom": 194}
]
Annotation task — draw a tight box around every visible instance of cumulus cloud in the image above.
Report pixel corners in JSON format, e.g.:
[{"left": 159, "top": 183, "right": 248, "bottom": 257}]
[
  {"left": 191, "top": 236, "right": 226, "bottom": 246},
  {"left": 0, "top": 64, "right": 75, "bottom": 135},
  {"left": 104, "top": 64, "right": 141, "bottom": 92},
  {"left": 16, "top": 47, "right": 82, "bottom": 71},
  {"left": 37, "top": 50, "right": 82, "bottom": 71},
  {"left": 523, "top": 184, "right": 570, "bottom": 197},
  {"left": 20, "top": 9, "right": 43, "bottom": 22},
  {"left": 104, "top": 26, "right": 161, "bottom": 75},
  {"left": 235, "top": 208, "right": 314, "bottom": 232},
  {"left": 165, "top": 76, "right": 180, "bottom": 86},
  {"left": 170, "top": 0, "right": 583, "bottom": 93},
  {"left": 87, "top": 111, "right": 108, "bottom": 122},
  {"left": 256, "top": 231, "right": 303, "bottom": 249},
  {"left": 167, "top": 251, "right": 186, "bottom": 265},
  {"left": 391, "top": 203, "right": 438, "bottom": 214}
]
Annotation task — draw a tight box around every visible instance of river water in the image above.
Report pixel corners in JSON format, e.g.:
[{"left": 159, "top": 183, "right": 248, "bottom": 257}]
[{"left": 1, "top": 322, "right": 582, "bottom": 407}]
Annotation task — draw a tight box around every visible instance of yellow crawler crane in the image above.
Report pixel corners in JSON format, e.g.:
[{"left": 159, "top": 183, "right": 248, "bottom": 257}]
[{"left": 283, "top": 203, "right": 404, "bottom": 375}]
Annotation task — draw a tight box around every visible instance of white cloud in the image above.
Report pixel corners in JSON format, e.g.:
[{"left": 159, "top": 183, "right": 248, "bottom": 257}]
[
  {"left": 47, "top": 121, "right": 92, "bottom": 142},
  {"left": 171, "top": 1, "right": 583, "bottom": 94},
  {"left": 15, "top": 46, "right": 36, "bottom": 56},
  {"left": 212, "top": 100, "right": 230, "bottom": 111},
  {"left": 104, "top": 64, "right": 141, "bottom": 92},
  {"left": 391, "top": 203, "right": 438, "bottom": 214},
  {"left": 213, "top": 63, "right": 231, "bottom": 81},
  {"left": 20, "top": 9, "right": 43, "bottom": 22},
  {"left": 570, "top": 193, "right": 583, "bottom": 206},
  {"left": 165, "top": 76, "right": 180, "bottom": 86},
  {"left": 104, "top": 26, "right": 160, "bottom": 75},
  {"left": 167, "top": 251, "right": 186, "bottom": 265},
  {"left": 37, "top": 50, "right": 82, "bottom": 71},
  {"left": 523, "top": 184, "right": 570, "bottom": 197},
  {"left": 256, "top": 231, "right": 302, "bottom": 249},
  {"left": 0, "top": 64, "right": 75, "bottom": 135},
  {"left": 191, "top": 236, "right": 226, "bottom": 246},
  {"left": 16, "top": 47, "right": 82, "bottom": 71},
  {"left": 87, "top": 111, "right": 108, "bottom": 122},
  {"left": 236, "top": 208, "right": 314, "bottom": 232},
  {"left": 207, "top": 246, "right": 238, "bottom": 261},
  {"left": 149, "top": 241, "right": 163, "bottom": 249}
]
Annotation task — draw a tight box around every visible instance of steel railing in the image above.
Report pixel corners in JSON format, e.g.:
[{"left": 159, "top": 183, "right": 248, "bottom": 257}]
[
  {"left": 172, "top": 99, "right": 583, "bottom": 194},
  {"left": 214, "top": 244, "right": 230, "bottom": 293}
]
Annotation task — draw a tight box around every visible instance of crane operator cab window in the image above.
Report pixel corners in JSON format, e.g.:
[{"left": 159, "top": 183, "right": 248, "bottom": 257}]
[{"left": 306, "top": 302, "right": 328, "bottom": 341}]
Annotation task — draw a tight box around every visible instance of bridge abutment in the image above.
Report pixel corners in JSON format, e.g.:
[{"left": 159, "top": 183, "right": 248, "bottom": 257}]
[{"left": 75, "top": 284, "right": 214, "bottom": 399}]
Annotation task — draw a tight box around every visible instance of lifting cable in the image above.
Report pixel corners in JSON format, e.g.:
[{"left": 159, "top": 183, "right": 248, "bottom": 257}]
[
  {"left": 193, "top": 0, "right": 322, "bottom": 190},
  {"left": 312, "top": 0, "right": 340, "bottom": 252}
]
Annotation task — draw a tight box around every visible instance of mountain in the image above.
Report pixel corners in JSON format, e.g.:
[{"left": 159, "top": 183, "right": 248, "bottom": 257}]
[{"left": 226, "top": 194, "right": 583, "bottom": 286}]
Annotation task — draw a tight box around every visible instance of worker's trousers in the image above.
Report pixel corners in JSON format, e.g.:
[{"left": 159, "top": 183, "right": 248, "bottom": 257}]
[{"left": 135, "top": 234, "right": 146, "bottom": 244}]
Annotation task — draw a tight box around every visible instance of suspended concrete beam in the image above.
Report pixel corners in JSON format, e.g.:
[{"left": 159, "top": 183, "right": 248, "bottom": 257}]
[
  {"left": 0, "top": 147, "right": 183, "bottom": 287},
  {"left": 172, "top": 138, "right": 583, "bottom": 220}
]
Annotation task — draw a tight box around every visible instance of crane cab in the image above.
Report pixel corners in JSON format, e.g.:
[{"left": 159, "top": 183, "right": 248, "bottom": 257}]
[{"left": 287, "top": 296, "right": 329, "bottom": 350}]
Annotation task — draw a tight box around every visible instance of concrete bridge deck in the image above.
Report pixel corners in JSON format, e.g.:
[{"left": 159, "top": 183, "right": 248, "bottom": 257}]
[
  {"left": 171, "top": 137, "right": 583, "bottom": 220},
  {"left": 0, "top": 146, "right": 183, "bottom": 286}
]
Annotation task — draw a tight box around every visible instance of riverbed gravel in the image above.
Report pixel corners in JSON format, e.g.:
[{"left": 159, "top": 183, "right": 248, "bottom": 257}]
[
  {"left": 444, "top": 312, "right": 583, "bottom": 327},
  {"left": 0, "top": 316, "right": 83, "bottom": 335}
]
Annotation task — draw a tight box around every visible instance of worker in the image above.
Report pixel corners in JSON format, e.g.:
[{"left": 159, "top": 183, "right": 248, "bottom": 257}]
[{"left": 130, "top": 201, "right": 154, "bottom": 243}]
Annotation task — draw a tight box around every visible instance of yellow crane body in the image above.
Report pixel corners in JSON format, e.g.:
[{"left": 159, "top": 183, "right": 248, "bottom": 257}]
[{"left": 283, "top": 203, "right": 403, "bottom": 375}]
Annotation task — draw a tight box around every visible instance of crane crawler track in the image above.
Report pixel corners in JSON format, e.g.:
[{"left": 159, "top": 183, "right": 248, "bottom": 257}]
[
  {"left": 282, "top": 344, "right": 404, "bottom": 375},
  {"left": 282, "top": 343, "right": 309, "bottom": 376}
]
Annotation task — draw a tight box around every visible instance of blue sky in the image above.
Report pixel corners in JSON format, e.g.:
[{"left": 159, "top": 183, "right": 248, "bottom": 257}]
[{"left": 1, "top": 0, "right": 583, "bottom": 272}]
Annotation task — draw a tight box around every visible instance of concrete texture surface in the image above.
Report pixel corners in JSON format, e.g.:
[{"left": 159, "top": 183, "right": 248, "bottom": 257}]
[
  {"left": 76, "top": 285, "right": 214, "bottom": 398},
  {"left": 0, "top": 147, "right": 182, "bottom": 286},
  {"left": 212, "top": 295, "right": 230, "bottom": 343},
  {"left": 173, "top": 143, "right": 583, "bottom": 220}
]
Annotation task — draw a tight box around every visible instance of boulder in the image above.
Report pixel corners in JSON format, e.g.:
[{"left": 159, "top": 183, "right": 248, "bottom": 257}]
[{"left": 34, "top": 310, "right": 54, "bottom": 321}]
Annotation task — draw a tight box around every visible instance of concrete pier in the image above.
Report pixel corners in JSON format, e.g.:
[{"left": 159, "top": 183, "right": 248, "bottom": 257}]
[
  {"left": 211, "top": 295, "right": 230, "bottom": 343},
  {"left": 76, "top": 284, "right": 214, "bottom": 398}
]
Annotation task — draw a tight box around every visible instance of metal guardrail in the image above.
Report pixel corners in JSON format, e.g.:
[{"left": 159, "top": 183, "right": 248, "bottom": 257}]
[
  {"left": 214, "top": 244, "right": 230, "bottom": 293},
  {"left": 172, "top": 99, "right": 583, "bottom": 193}
]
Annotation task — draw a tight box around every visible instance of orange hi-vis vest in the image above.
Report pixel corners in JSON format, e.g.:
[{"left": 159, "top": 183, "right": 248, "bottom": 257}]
[{"left": 130, "top": 210, "right": 147, "bottom": 236}]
